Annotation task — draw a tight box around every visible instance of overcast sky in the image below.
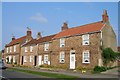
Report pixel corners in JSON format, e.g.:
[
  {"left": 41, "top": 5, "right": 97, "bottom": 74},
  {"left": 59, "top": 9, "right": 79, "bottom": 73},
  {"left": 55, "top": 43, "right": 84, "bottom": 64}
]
[{"left": 2, "top": 2, "right": 119, "bottom": 49}]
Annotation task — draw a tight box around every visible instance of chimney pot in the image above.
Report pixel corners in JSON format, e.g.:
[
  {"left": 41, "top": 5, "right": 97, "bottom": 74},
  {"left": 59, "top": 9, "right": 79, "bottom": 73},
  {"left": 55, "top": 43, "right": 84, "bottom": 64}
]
[{"left": 61, "top": 22, "right": 69, "bottom": 31}]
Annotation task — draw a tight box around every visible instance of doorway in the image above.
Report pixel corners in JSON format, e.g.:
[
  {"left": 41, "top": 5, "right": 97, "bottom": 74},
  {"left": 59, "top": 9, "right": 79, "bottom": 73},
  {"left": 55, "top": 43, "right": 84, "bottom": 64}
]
[
  {"left": 70, "top": 50, "right": 76, "bottom": 69},
  {"left": 21, "top": 56, "right": 23, "bottom": 65},
  {"left": 34, "top": 56, "right": 37, "bottom": 66}
]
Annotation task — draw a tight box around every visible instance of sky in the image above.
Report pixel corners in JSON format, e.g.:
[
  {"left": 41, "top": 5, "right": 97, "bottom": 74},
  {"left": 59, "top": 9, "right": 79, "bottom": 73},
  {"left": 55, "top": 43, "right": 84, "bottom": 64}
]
[{"left": 2, "top": 2, "right": 119, "bottom": 49}]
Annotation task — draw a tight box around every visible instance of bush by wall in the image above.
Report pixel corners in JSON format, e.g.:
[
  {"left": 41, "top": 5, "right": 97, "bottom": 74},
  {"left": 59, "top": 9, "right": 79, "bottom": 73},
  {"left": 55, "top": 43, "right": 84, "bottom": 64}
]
[{"left": 93, "top": 66, "right": 107, "bottom": 72}]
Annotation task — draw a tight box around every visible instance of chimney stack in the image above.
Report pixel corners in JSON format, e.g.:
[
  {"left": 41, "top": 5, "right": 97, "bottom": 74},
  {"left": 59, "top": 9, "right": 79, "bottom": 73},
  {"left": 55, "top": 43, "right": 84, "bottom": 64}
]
[
  {"left": 61, "top": 22, "right": 68, "bottom": 31},
  {"left": 26, "top": 27, "right": 32, "bottom": 42},
  {"left": 26, "top": 27, "right": 32, "bottom": 37},
  {"left": 102, "top": 10, "right": 109, "bottom": 23},
  {"left": 36, "top": 32, "right": 42, "bottom": 39},
  {"left": 12, "top": 36, "right": 15, "bottom": 41}
]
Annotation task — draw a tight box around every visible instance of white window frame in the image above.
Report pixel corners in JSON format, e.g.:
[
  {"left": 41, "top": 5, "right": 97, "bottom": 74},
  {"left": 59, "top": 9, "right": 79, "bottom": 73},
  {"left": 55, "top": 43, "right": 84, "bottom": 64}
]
[
  {"left": 82, "top": 34, "right": 89, "bottom": 45},
  {"left": 24, "top": 56, "right": 27, "bottom": 62},
  {"left": 82, "top": 50, "right": 90, "bottom": 63},
  {"left": 13, "top": 56, "right": 15, "bottom": 63},
  {"left": 10, "top": 47, "right": 12, "bottom": 53},
  {"left": 30, "top": 56, "right": 32, "bottom": 62},
  {"left": 7, "top": 48, "right": 8, "bottom": 53},
  {"left": 44, "top": 55, "right": 48, "bottom": 64},
  {"left": 14, "top": 45, "right": 16, "bottom": 52},
  {"left": 30, "top": 46, "right": 33, "bottom": 52},
  {"left": 60, "top": 38, "right": 65, "bottom": 47},
  {"left": 59, "top": 52, "right": 65, "bottom": 63},
  {"left": 44, "top": 43, "right": 49, "bottom": 51},
  {"left": 25, "top": 47, "right": 28, "bottom": 52}
]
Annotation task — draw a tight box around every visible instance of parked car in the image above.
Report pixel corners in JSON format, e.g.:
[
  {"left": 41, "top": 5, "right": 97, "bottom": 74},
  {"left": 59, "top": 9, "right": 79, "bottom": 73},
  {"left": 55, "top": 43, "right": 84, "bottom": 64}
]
[{"left": 0, "top": 60, "right": 6, "bottom": 69}]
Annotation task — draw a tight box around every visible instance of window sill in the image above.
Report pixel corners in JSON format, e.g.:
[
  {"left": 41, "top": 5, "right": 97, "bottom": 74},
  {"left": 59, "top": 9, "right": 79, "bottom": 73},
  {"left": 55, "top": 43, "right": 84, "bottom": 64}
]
[
  {"left": 82, "top": 62, "right": 90, "bottom": 64},
  {"left": 59, "top": 62, "right": 65, "bottom": 64}
]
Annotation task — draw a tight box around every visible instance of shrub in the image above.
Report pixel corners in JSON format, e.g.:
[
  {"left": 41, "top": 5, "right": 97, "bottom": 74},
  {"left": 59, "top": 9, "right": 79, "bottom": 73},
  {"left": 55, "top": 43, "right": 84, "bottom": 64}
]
[
  {"left": 102, "top": 48, "right": 118, "bottom": 66},
  {"left": 93, "top": 66, "right": 107, "bottom": 72}
]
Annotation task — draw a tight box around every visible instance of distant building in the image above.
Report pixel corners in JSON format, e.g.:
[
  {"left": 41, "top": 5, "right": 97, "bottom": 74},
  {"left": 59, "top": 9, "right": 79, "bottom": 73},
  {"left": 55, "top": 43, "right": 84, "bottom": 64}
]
[
  {"left": 4, "top": 28, "right": 33, "bottom": 64},
  {"left": 2, "top": 50, "right": 4, "bottom": 60}
]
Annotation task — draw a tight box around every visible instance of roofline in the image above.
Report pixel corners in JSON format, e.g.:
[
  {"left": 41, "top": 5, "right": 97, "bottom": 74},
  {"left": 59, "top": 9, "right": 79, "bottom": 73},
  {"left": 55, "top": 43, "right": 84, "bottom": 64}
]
[
  {"left": 53, "top": 30, "right": 101, "bottom": 40},
  {"left": 67, "top": 21, "right": 103, "bottom": 30}
]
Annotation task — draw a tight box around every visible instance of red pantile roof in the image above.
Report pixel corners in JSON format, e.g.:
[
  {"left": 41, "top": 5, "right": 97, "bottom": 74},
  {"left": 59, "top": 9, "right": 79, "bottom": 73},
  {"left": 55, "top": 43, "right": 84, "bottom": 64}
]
[
  {"left": 53, "top": 21, "right": 104, "bottom": 39},
  {"left": 6, "top": 36, "right": 26, "bottom": 47},
  {"left": 22, "top": 34, "right": 56, "bottom": 46},
  {"left": 22, "top": 39, "right": 37, "bottom": 46},
  {"left": 37, "top": 34, "right": 56, "bottom": 43}
]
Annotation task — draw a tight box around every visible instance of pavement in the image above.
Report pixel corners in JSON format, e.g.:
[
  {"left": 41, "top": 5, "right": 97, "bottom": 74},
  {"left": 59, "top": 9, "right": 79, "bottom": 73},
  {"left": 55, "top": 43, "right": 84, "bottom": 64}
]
[
  {"left": 10, "top": 66, "right": 119, "bottom": 78},
  {"left": 4, "top": 63, "right": 120, "bottom": 79}
]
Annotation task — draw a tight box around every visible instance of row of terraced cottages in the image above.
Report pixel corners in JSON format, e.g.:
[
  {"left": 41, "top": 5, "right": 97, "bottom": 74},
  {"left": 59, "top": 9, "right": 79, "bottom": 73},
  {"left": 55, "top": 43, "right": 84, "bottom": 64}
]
[{"left": 4, "top": 10, "right": 117, "bottom": 69}]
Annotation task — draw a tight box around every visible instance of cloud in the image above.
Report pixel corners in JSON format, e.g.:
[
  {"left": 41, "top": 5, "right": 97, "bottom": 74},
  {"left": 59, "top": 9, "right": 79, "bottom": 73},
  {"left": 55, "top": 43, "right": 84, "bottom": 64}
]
[{"left": 30, "top": 13, "right": 48, "bottom": 23}]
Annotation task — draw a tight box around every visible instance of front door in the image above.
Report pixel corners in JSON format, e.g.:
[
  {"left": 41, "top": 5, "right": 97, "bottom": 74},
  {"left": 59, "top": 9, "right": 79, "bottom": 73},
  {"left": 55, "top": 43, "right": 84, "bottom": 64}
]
[
  {"left": 34, "top": 56, "right": 37, "bottom": 66},
  {"left": 70, "top": 52, "right": 75, "bottom": 69},
  {"left": 21, "top": 56, "right": 23, "bottom": 65},
  {"left": 38, "top": 55, "right": 42, "bottom": 66}
]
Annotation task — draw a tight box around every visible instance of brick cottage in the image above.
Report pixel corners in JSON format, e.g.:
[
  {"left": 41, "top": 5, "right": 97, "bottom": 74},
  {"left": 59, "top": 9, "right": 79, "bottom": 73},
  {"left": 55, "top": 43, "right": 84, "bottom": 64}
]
[{"left": 4, "top": 10, "right": 117, "bottom": 69}]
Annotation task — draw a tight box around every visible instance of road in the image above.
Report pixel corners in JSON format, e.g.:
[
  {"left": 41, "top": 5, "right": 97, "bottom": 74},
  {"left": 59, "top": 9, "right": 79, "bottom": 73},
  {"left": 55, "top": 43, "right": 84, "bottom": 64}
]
[{"left": 1, "top": 69, "right": 49, "bottom": 80}]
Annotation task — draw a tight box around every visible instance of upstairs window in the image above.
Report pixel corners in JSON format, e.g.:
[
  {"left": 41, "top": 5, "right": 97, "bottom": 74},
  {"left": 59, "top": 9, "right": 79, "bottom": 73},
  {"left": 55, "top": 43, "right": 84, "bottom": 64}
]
[
  {"left": 82, "top": 50, "right": 90, "bottom": 63},
  {"left": 7, "top": 48, "right": 8, "bottom": 53},
  {"left": 60, "top": 38, "right": 65, "bottom": 47},
  {"left": 25, "top": 47, "right": 28, "bottom": 52},
  {"left": 59, "top": 52, "right": 65, "bottom": 63},
  {"left": 10, "top": 47, "right": 12, "bottom": 53},
  {"left": 44, "top": 55, "right": 48, "bottom": 64},
  {"left": 82, "top": 34, "right": 89, "bottom": 45},
  {"left": 30, "top": 46, "right": 33, "bottom": 52},
  {"left": 14, "top": 45, "right": 16, "bottom": 52},
  {"left": 44, "top": 43, "right": 49, "bottom": 51}
]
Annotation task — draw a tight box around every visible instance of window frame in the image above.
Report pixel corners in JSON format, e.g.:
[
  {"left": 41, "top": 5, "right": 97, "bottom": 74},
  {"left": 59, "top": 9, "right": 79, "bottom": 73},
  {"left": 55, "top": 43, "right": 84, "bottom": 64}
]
[
  {"left": 30, "top": 55, "right": 32, "bottom": 62},
  {"left": 24, "top": 56, "right": 27, "bottom": 62},
  {"left": 59, "top": 52, "right": 65, "bottom": 63},
  {"left": 44, "top": 55, "right": 48, "bottom": 64},
  {"left": 44, "top": 42, "right": 49, "bottom": 51},
  {"left": 60, "top": 38, "right": 65, "bottom": 48},
  {"left": 25, "top": 47, "right": 28, "bottom": 52},
  {"left": 13, "top": 56, "right": 15, "bottom": 63},
  {"left": 82, "top": 50, "right": 90, "bottom": 63},
  {"left": 30, "top": 46, "right": 33, "bottom": 52},
  {"left": 82, "top": 34, "right": 89, "bottom": 45},
  {"left": 14, "top": 45, "right": 16, "bottom": 52},
  {"left": 10, "top": 47, "right": 12, "bottom": 53},
  {"left": 7, "top": 48, "right": 8, "bottom": 53}
]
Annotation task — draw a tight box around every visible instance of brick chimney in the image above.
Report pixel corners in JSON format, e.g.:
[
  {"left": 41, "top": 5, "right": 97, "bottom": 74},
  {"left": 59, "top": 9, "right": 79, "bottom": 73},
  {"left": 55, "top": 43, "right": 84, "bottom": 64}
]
[
  {"left": 61, "top": 22, "right": 68, "bottom": 31},
  {"left": 26, "top": 27, "right": 32, "bottom": 42},
  {"left": 27, "top": 27, "right": 32, "bottom": 37},
  {"left": 36, "top": 32, "right": 42, "bottom": 40},
  {"left": 102, "top": 10, "right": 109, "bottom": 23},
  {"left": 12, "top": 36, "right": 15, "bottom": 41}
]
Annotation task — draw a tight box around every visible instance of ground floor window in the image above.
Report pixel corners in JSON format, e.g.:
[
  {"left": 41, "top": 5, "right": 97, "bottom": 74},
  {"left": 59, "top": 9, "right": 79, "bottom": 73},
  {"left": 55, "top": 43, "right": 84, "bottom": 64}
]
[
  {"left": 44, "top": 55, "right": 48, "bottom": 64},
  {"left": 30, "top": 55, "right": 33, "bottom": 62},
  {"left": 82, "top": 50, "right": 90, "bottom": 63},
  {"left": 13, "top": 56, "right": 16, "bottom": 63},
  {"left": 24, "top": 56, "right": 27, "bottom": 62},
  {"left": 59, "top": 52, "right": 65, "bottom": 63}
]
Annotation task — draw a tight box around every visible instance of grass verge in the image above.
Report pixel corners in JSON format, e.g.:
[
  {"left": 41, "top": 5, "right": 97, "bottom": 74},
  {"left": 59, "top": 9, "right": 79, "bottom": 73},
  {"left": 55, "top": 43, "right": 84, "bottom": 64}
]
[{"left": 8, "top": 68, "right": 79, "bottom": 79}]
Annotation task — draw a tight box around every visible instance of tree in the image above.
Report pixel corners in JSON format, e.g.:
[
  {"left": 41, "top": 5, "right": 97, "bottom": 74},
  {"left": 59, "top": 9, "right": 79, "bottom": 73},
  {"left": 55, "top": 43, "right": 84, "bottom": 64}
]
[{"left": 102, "top": 48, "right": 117, "bottom": 66}]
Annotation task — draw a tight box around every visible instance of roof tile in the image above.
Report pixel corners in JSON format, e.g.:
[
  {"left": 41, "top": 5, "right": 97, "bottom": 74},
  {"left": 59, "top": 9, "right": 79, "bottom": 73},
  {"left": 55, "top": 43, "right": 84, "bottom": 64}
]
[
  {"left": 53, "top": 21, "right": 104, "bottom": 39},
  {"left": 6, "top": 36, "right": 26, "bottom": 47}
]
